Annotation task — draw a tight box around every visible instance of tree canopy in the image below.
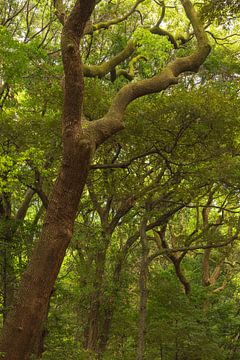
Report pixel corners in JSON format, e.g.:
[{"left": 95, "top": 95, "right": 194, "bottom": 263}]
[{"left": 0, "top": 0, "right": 240, "bottom": 359}]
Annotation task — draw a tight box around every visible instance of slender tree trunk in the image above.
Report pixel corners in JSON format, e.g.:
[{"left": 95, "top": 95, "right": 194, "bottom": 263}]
[
  {"left": 85, "top": 259, "right": 122, "bottom": 358},
  {"left": 97, "top": 209, "right": 185, "bottom": 359},
  {"left": 97, "top": 302, "right": 114, "bottom": 357},
  {"left": 136, "top": 218, "right": 149, "bottom": 360},
  {"left": 136, "top": 258, "right": 148, "bottom": 360},
  {"left": 84, "top": 241, "right": 108, "bottom": 356},
  {"left": 160, "top": 341, "right": 163, "bottom": 359},
  {"left": 175, "top": 333, "right": 179, "bottom": 360}
]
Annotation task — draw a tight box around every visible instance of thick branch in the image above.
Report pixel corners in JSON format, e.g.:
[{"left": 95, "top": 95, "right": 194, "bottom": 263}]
[
  {"left": 88, "top": 0, "right": 210, "bottom": 146},
  {"left": 34, "top": 170, "right": 49, "bottom": 209},
  {"left": 108, "top": 195, "right": 136, "bottom": 234},
  {"left": 174, "top": 260, "right": 190, "bottom": 295},
  {"left": 87, "top": 179, "right": 104, "bottom": 220},
  {"left": 53, "top": 0, "right": 66, "bottom": 25},
  {"left": 150, "top": 26, "right": 178, "bottom": 49},
  {"left": 209, "top": 259, "right": 224, "bottom": 286},
  {"left": 109, "top": 0, "right": 210, "bottom": 116},
  {"left": 15, "top": 189, "right": 35, "bottom": 221},
  {"left": 83, "top": 41, "right": 135, "bottom": 78}
]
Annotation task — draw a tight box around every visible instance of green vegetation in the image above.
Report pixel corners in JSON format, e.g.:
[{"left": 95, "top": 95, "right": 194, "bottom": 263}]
[{"left": 0, "top": 0, "right": 240, "bottom": 359}]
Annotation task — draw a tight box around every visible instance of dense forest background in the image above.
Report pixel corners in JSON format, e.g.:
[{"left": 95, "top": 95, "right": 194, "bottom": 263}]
[{"left": 0, "top": 0, "right": 240, "bottom": 359}]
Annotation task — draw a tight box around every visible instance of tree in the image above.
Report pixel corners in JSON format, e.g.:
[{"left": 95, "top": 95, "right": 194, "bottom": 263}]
[{"left": 0, "top": 0, "right": 212, "bottom": 358}]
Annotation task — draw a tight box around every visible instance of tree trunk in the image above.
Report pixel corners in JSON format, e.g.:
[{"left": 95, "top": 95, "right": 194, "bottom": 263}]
[
  {"left": 84, "top": 242, "right": 108, "bottom": 357},
  {"left": 0, "top": 1, "right": 96, "bottom": 358},
  {"left": 0, "top": 144, "right": 92, "bottom": 360},
  {"left": 136, "top": 258, "right": 148, "bottom": 360},
  {"left": 136, "top": 219, "right": 149, "bottom": 360},
  {"left": 32, "top": 290, "right": 53, "bottom": 359},
  {"left": 97, "top": 302, "right": 114, "bottom": 358}
]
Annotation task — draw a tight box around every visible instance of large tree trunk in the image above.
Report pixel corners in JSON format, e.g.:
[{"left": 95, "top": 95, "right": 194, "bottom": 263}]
[
  {"left": 32, "top": 290, "right": 53, "bottom": 359},
  {"left": 0, "top": 1, "right": 96, "bottom": 358},
  {"left": 0, "top": 149, "right": 91, "bottom": 359}
]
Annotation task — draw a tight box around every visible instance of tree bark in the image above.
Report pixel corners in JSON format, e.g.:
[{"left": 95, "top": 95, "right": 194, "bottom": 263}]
[
  {"left": 84, "top": 245, "right": 108, "bottom": 353},
  {"left": 0, "top": 146, "right": 92, "bottom": 359},
  {"left": 136, "top": 218, "right": 149, "bottom": 360},
  {"left": 32, "top": 290, "right": 52, "bottom": 359},
  {"left": 0, "top": 1, "right": 96, "bottom": 359}
]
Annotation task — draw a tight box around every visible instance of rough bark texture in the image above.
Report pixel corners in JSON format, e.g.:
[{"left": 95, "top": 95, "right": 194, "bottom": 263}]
[
  {"left": 31, "top": 292, "right": 52, "bottom": 359},
  {"left": 0, "top": 1, "right": 96, "bottom": 359},
  {"left": 0, "top": 147, "right": 92, "bottom": 359}
]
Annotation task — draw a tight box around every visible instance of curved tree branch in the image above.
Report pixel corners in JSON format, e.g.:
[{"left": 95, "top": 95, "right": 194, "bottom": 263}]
[
  {"left": 154, "top": 229, "right": 190, "bottom": 294},
  {"left": 83, "top": 41, "right": 136, "bottom": 78},
  {"left": 15, "top": 189, "right": 35, "bottom": 221},
  {"left": 86, "top": 0, "right": 211, "bottom": 147},
  {"left": 148, "top": 224, "right": 240, "bottom": 264},
  {"left": 150, "top": 26, "right": 179, "bottom": 49},
  {"left": 84, "top": 0, "right": 146, "bottom": 35}
]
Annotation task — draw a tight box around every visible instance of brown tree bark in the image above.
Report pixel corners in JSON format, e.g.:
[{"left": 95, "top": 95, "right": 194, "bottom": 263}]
[
  {"left": 136, "top": 218, "right": 149, "bottom": 360},
  {"left": 0, "top": 1, "right": 96, "bottom": 359},
  {"left": 0, "top": 147, "right": 92, "bottom": 359},
  {"left": 84, "top": 244, "right": 108, "bottom": 353}
]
